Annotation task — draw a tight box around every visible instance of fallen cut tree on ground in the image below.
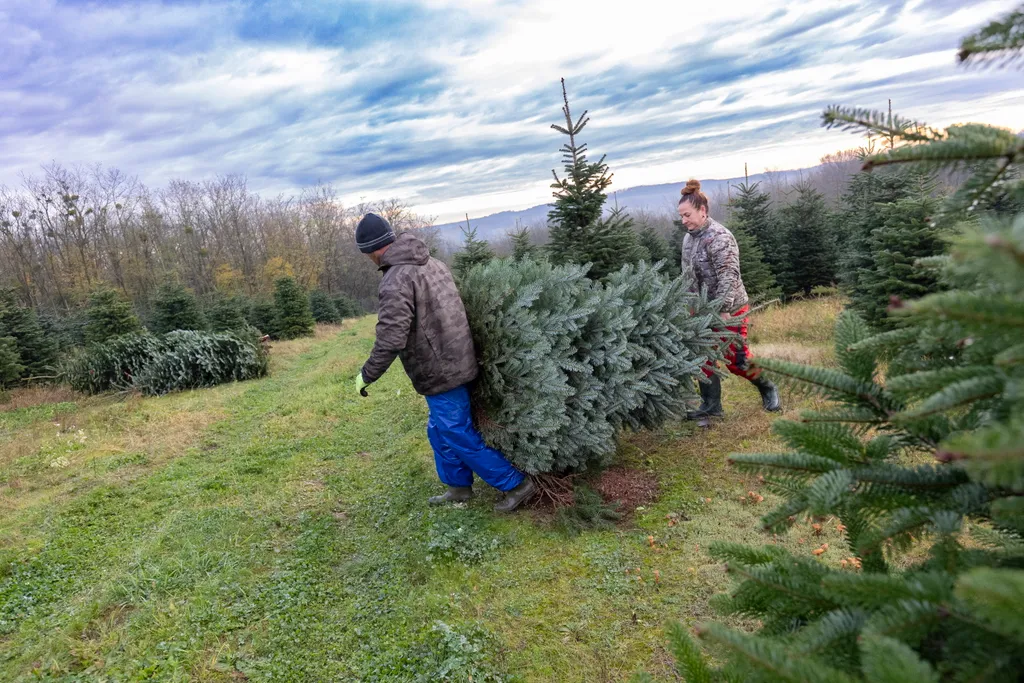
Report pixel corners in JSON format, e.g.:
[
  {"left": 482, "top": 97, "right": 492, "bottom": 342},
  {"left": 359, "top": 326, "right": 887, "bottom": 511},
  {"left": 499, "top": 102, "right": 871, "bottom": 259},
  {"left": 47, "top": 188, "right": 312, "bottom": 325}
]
[{"left": 62, "top": 328, "right": 269, "bottom": 396}]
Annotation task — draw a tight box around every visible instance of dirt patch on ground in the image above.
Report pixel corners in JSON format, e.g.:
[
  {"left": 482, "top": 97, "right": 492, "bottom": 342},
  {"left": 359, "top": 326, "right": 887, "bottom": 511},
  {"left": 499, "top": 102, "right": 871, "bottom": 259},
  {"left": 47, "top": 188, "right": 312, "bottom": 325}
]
[
  {"left": 527, "top": 467, "right": 661, "bottom": 515},
  {"left": 594, "top": 467, "right": 660, "bottom": 513}
]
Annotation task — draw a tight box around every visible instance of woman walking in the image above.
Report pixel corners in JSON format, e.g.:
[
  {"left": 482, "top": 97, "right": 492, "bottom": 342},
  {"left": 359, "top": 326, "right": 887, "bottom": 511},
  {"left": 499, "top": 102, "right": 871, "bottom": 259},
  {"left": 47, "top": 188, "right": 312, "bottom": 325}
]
[{"left": 678, "top": 179, "right": 781, "bottom": 419}]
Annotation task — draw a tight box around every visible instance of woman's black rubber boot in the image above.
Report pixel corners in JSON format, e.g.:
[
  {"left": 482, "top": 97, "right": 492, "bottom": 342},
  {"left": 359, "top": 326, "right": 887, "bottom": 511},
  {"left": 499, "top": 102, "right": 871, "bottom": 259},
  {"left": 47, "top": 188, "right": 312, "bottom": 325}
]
[{"left": 687, "top": 374, "right": 724, "bottom": 420}]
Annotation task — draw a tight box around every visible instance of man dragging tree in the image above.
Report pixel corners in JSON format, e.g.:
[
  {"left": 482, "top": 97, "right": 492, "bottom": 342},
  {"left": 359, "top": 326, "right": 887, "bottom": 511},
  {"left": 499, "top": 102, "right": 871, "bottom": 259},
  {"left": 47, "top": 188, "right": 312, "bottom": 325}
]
[
  {"left": 354, "top": 213, "right": 536, "bottom": 512},
  {"left": 678, "top": 180, "right": 782, "bottom": 419}
]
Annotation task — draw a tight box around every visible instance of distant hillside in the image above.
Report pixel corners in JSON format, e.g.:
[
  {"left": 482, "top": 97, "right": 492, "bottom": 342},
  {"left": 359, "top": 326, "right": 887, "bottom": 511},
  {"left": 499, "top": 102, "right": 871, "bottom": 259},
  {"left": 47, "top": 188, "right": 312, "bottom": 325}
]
[{"left": 435, "top": 168, "right": 808, "bottom": 243}]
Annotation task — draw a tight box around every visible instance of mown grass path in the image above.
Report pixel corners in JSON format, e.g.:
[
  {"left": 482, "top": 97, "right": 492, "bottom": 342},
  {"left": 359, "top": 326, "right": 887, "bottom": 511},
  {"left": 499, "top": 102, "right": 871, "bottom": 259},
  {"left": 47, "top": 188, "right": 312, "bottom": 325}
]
[{"left": 0, "top": 299, "right": 843, "bottom": 681}]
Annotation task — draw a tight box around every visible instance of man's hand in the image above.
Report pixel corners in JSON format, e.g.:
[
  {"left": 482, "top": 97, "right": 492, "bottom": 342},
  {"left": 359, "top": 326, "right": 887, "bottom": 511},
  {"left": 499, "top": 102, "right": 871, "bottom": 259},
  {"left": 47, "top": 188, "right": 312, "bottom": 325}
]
[{"left": 356, "top": 372, "right": 369, "bottom": 397}]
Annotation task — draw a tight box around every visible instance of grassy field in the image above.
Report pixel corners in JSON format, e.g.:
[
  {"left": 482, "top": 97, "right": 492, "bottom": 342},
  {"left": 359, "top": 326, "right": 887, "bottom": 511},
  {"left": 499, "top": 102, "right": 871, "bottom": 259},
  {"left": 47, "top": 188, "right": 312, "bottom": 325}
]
[{"left": 0, "top": 297, "right": 846, "bottom": 682}]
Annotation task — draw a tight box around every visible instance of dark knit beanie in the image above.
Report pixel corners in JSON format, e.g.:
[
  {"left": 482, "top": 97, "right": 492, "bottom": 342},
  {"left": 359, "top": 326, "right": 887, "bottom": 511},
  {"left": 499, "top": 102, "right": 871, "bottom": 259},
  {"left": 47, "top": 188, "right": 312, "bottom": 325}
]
[{"left": 356, "top": 213, "right": 396, "bottom": 253}]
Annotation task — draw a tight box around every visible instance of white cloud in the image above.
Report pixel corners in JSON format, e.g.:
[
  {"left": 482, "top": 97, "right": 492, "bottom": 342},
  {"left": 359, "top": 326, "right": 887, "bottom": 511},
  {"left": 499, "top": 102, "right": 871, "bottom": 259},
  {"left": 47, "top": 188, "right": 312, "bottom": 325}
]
[{"left": 0, "top": 0, "right": 1020, "bottom": 225}]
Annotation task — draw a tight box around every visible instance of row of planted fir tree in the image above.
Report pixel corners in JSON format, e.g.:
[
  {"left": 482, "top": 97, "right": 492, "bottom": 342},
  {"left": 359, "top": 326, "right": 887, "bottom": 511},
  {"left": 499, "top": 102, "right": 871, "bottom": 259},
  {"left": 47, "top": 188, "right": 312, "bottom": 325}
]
[
  {"left": 450, "top": 74, "right": 1002, "bottom": 333},
  {"left": 454, "top": 160, "right": 974, "bottom": 331},
  {"left": 0, "top": 277, "right": 361, "bottom": 390}
]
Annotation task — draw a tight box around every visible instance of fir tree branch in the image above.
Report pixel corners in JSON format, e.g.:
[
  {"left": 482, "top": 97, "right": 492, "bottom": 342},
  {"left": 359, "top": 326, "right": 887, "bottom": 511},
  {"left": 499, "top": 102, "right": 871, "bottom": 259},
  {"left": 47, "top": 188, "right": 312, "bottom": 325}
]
[
  {"left": 958, "top": 8, "right": 1024, "bottom": 67},
  {"left": 859, "top": 125, "right": 1021, "bottom": 171},
  {"left": 822, "top": 106, "right": 942, "bottom": 144},
  {"left": 852, "top": 463, "right": 970, "bottom": 492},
  {"left": 794, "top": 609, "right": 868, "bottom": 656},
  {"left": 695, "top": 623, "right": 859, "bottom": 683},
  {"left": 723, "top": 563, "right": 837, "bottom": 612},
  {"left": 728, "top": 452, "right": 844, "bottom": 475},
  {"left": 955, "top": 568, "right": 1024, "bottom": 642},
  {"left": 666, "top": 622, "right": 717, "bottom": 683},
  {"left": 757, "top": 359, "right": 892, "bottom": 414},
  {"left": 859, "top": 629, "right": 940, "bottom": 683},
  {"left": 892, "top": 375, "right": 1005, "bottom": 421}
]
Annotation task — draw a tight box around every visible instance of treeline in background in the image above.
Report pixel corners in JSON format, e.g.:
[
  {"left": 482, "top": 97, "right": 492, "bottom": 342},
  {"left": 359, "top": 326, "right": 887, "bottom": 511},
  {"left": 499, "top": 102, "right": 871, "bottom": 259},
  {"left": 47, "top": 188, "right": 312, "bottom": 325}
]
[{"left": 1, "top": 82, "right": 1019, "bottom": 393}]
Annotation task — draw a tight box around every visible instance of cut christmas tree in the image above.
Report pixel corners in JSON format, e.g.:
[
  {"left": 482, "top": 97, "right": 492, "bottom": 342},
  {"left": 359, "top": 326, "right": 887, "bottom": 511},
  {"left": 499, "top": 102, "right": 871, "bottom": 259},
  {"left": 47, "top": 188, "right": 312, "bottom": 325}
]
[{"left": 459, "top": 258, "right": 726, "bottom": 477}]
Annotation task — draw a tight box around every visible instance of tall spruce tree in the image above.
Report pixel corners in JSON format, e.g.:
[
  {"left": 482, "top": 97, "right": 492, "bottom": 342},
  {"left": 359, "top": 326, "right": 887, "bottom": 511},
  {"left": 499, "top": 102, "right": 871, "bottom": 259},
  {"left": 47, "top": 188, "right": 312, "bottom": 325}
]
[
  {"left": 654, "top": 9, "right": 1024, "bottom": 680},
  {"left": 84, "top": 287, "right": 143, "bottom": 344},
  {"left": 0, "top": 288, "right": 58, "bottom": 380},
  {"left": 731, "top": 224, "right": 780, "bottom": 306},
  {"left": 150, "top": 282, "right": 206, "bottom": 335},
  {"left": 547, "top": 79, "right": 645, "bottom": 278},
  {"left": 857, "top": 195, "right": 947, "bottom": 329},
  {"left": 273, "top": 276, "right": 315, "bottom": 339},
  {"left": 838, "top": 161, "right": 938, "bottom": 324},
  {"left": 778, "top": 183, "right": 836, "bottom": 296},
  {"left": 731, "top": 181, "right": 783, "bottom": 276},
  {"left": 452, "top": 218, "right": 495, "bottom": 279}
]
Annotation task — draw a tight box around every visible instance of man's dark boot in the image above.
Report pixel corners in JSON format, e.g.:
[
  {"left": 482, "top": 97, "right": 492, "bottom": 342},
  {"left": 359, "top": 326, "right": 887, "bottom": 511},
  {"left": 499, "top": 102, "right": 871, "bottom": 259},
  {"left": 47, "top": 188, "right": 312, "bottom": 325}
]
[
  {"left": 428, "top": 486, "right": 473, "bottom": 505},
  {"left": 751, "top": 376, "right": 782, "bottom": 412},
  {"left": 687, "top": 374, "right": 724, "bottom": 420},
  {"left": 494, "top": 478, "right": 536, "bottom": 513}
]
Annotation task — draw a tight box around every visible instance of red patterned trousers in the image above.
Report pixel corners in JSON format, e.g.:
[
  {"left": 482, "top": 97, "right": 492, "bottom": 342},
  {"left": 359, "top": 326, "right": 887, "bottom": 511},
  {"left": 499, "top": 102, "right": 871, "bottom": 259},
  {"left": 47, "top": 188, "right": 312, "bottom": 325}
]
[{"left": 703, "top": 304, "right": 760, "bottom": 381}]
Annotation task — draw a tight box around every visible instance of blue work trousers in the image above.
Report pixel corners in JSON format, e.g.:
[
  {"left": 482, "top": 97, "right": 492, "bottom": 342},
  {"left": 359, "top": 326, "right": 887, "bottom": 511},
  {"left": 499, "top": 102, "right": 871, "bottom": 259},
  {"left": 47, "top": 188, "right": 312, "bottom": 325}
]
[{"left": 425, "top": 385, "right": 524, "bottom": 492}]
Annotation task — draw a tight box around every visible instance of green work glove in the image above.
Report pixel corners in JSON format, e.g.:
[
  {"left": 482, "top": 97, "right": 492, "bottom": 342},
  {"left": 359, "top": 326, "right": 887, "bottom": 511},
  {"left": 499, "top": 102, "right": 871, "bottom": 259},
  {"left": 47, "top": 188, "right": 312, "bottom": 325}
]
[{"left": 355, "top": 372, "right": 369, "bottom": 397}]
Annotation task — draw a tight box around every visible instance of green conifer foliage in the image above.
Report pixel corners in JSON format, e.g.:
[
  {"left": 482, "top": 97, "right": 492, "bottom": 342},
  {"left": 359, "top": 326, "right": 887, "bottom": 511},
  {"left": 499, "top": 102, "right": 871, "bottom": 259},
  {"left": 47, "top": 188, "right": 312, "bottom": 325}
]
[
  {"left": 837, "top": 166, "right": 932, "bottom": 315},
  {"left": 452, "top": 222, "right": 495, "bottom": 280},
  {"left": 272, "top": 277, "right": 315, "bottom": 340},
  {"left": 247, "top": 299, "right": 280, "bottom": 338},
  {"left": 858, "top": 195, "right": 947, "bottom": 329},
  {"left": 0, "top": 336, "right": 24, "bottom": 389},
  {"left": 662, "top": 217, "right": 1024, "bottom": 682},
  {"left": 206, "top": 296, "right": 249, "bottom": 333},
  {"left": 668, "top": 218, "right": 687, "bottom": 273},
  {"left": 84, "top": 287, "right": 143, "bottom": 344},
  {"left": 460, "top": 259, "right": 580, "bottom": 473},
  {"left": 0, "top": 288, "right": 58, "bottom": 380},
  {"left": 606, "top": 262, "right": 723, "bottom": 430},
  {"left": 636, "top": 224, "right": 679, "bottom": 277},
  {"left": 546, "top": 80, "right": 645, "bottom": 278},
  {"left": 62, "top": 329, "right": 268, "bottom": 396},
  {"left": 585, "top": 208, "right": 649, "bottom": 280},
  {"left": 460, "top": 259, "right": 724, "bottom": 474},
  {"left": 38, "top": 309, "right": 87, "bottom": 349},
  {"left": 731, "top": 181, "right": 783, "bottom": 277},
  {"left": 309, "top": 290, "right": 342, "bottom": 323},
  {"left": 133, "top": 330, "right": 269, "bottom": 396},
  {"left": 657, "top": 10, "right": 1024, "bottom": 678},
  {"left": 733, "top": 224, "right": 780, "bottom": 305},
  {"left": 332, "top": 293, "right": 364, "bottom": 319},
  {"left": 150, "top": 282, "right": 206, "bottom": 335},
  {"left": 509, "top": 227, "right": 540, "bottom": 262},
  {"left": 778, "top": 183, "right": 836, "bottom": 296}
]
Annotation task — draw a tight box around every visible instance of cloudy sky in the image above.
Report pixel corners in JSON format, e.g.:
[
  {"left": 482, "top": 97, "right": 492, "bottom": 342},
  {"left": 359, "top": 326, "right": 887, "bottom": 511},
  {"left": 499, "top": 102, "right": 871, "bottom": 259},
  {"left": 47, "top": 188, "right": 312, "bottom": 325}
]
[{"left": 2, "top": 0, "right": 1021, "bottom": 223}]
